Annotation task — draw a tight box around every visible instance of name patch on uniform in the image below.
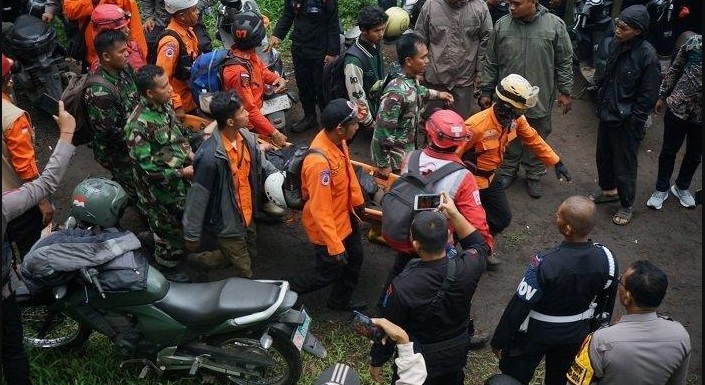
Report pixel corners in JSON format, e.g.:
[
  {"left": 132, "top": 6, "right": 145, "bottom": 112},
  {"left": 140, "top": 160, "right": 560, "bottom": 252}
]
[
  {"left": 566, "top": 334, "right": 595, "bottom": 385},
  {"left": 164, "top": 45, "right": 176, "bottom": 58},
  {"left": 240, "top": 72, "right": 251, "bottom": 88},
  {"left": 320, "top": 169, "right": 331, "bottom": 186}
]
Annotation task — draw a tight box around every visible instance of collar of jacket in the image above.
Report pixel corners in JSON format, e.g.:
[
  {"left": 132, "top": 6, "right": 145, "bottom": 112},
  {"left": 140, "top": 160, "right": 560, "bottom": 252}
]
[{"left": 355, "top": 38, "right": 377, "bottom": 58}]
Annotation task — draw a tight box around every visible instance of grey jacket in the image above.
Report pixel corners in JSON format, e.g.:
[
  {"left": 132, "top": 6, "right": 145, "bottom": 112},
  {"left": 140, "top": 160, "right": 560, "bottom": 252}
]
[
  {"left": 183, "top": 128, "right": 278, "bottom": 242},
  {"left": 414, "top": 0, "right": 492, "bottom": 89},
  {"left": 2, "top": 140, "right": 75, "bottom": 298},
  {"left": 480, "top": 4, "right": 573, "bottom": 119}
]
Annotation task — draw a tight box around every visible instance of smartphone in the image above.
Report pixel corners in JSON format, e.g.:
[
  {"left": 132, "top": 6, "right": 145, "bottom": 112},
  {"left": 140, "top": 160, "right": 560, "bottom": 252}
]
[
  {"left": 37, "top": 93, "right": 60, "bottom": 116},
  {"left": 414, "top": 193, "right": 442, "bottom": 211},
  {"left": 350, "top": 311, "right": 383, "bottom": 341}
]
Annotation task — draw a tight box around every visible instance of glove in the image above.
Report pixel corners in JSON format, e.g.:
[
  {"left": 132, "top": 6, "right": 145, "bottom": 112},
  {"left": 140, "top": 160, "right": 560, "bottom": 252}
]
[
  {"left": 554, "top": 160, "right": 571, "bottom": 182},
  {"left": 329, "top": 252, "right": 348, "bottom": 265}
]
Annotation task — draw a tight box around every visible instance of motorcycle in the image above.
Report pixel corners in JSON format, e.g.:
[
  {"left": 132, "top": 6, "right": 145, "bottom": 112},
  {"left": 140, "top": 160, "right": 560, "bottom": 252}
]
[
  {"left": 2, "top": 12, "right": 69, "bottom": 107},
  {"left": 215, "top": 0, "right": 297, "bottom": 134},
  {"left": 16, "top": 230, "right": 326, "bottom": 384},
  {"left": 569, "top": 0, "right": 614, "bottom": 98}
]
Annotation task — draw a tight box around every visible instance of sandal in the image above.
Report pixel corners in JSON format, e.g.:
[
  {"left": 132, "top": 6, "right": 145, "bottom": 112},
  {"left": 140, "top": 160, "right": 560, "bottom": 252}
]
[
  {"left": 589, "top": 190, "right": 620, "bottom": 204},
  {"left": 612, "top": 206, "right": 633, "bottom": 226}
]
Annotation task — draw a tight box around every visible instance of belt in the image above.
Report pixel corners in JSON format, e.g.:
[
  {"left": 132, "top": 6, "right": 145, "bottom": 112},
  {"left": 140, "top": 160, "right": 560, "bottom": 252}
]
[
  {"left": 473, "top": 168, "right": 494, "bottom": 179},
  {"left": 519, "top": 303, "right": 596, "bottom": 332}
]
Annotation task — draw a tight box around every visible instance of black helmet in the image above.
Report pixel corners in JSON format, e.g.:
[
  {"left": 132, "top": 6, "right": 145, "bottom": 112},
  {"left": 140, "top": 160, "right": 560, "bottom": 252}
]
[{"left": 231, "top": 10, "right": 265, "bottom": 50}]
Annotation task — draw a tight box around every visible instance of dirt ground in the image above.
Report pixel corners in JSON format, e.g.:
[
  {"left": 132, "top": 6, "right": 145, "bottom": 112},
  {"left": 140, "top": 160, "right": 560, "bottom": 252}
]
[{"left": 24, "top": 48, "right": 701, "bottom": 383}]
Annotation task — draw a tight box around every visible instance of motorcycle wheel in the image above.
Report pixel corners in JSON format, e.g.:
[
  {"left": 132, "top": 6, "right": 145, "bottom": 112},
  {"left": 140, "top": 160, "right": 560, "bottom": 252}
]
[
  {"left": 20, "top": 302, "right": 93, "bottom": 351},
  {"left": 205, "top": 329, "right": 302, "bottom": 385}
]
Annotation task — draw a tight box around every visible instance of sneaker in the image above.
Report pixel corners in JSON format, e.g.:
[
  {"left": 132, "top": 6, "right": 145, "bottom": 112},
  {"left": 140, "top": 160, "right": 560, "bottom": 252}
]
[
  {"left": 646, "top": 190, "right": 668, "bottom": 210},
  {"left": 486, "top": 254, "right": 502, "bottom": 270},
  {"left": 670, "top": 185, "right": 696, "bottom": 208},
  {"left": 469, "top": 332, "right": 490, "bottom": 350}
]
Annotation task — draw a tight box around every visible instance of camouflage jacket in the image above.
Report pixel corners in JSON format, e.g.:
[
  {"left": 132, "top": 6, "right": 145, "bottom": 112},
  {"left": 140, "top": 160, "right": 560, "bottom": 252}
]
[
  {"left": 85, "top": 65, "right": 139, "bottom": 172},
  {"left": 371, "top": 73, "right": 438, "bottom": 170},
  {"left": 659, "top": 34, "right": 702, "bottom": 124},
  {"left": 124, "top": 97, "right": 192, "bottom": 207}
]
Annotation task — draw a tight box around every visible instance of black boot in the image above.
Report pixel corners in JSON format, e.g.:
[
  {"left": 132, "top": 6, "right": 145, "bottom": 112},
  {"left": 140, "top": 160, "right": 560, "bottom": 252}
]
[{"left": 291, "top": 114, "right": 318, "bottom": 133}]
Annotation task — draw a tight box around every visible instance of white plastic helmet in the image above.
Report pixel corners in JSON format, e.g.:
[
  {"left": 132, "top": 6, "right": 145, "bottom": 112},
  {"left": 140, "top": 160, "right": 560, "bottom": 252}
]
[
  {"left": 495, "top": 74, "right": 540, "bottom": 109},
  {"left": 384, "top": 7, "right": 410, "bottom": 40},
  {"left": 164, "top": 0, "right": 198, "bottom": 14},
  {"left": 264, "top": 171, "right": 287, "bottom": 209}
]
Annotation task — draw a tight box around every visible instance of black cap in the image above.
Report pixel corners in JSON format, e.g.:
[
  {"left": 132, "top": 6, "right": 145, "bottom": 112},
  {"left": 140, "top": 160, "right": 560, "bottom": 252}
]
[
  {"left": 321, "top": 99, "right": 359, "bottom": 130},
  {"left": 314, "top": 363, "right": 361, "bottom": 385}
]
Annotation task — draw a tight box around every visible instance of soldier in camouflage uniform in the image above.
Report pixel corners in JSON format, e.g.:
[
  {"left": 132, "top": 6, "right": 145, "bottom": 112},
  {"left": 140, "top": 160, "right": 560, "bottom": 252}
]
[
  {"left": 371, "top": 33, "right": 453, "bottom": 176},
  {"left": 125, "top": 64, "right": 194, "bottom": 282},
  {"left": 85, "top": 30, "right": 140, "bottom": 202}
]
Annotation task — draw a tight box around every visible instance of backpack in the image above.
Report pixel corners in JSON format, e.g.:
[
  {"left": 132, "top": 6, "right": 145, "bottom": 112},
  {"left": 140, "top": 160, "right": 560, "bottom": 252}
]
[
  {"left": 322, "top": 43, "right": 368, "bottom": 105},
  {"left": 147, "top": 29, "right": 192, "bottom": 81},
  {"left": 61, "top": 72, "right": 119, "bottom": 146},
  {"left": 189, "top": 49, "right": 252, "bottom": 114},
  {"left": 381, "top": 150, "right": 465, "bottom": 253},
  {"left": 281, "top": 145, "right": 328, "bottom": 210}
]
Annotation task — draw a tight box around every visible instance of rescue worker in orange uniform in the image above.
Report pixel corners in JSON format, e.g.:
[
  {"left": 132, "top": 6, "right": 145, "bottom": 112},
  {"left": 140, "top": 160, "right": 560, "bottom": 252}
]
[
  {"left": 222, "top": 11, "right": 288, "bottom": 148},
  {"left": 155, "top": 0, "right": 201, "bottom": 118},
  {"left": 1, "top": 55, "right": 54, "bottom": 256},
  {"left": 63, "top": 0, "right": 147, "bottom": 70},
  {"left": 456, "top": 74, "right": 572, "bottom": 255},
  {"left": 289, "top": 98, "right": 368, "bottom": 312}
]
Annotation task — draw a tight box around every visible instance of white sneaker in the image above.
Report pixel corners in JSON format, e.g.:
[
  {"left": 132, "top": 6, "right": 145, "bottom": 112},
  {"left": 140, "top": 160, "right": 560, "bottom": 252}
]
[
  {"left": 646, "top": 190, "right": 668, "bottom": 210},
  {"left": 670, "top": 185, "right": 696, "bottom": 208}
]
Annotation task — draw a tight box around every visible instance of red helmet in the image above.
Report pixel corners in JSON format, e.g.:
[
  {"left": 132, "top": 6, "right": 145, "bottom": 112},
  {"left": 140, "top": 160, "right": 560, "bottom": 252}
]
[
  {"left": 91, "top": 4, "right": 131, "bottom": 33},
  {"left": 425, "top": 109, "right": 471, "bottom": 149}
]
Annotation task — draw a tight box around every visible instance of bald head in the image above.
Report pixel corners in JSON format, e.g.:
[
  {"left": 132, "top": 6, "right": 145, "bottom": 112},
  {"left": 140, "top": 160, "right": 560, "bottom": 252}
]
[{"left": 557, "top": 195, "right": 597, "bottom": 237}]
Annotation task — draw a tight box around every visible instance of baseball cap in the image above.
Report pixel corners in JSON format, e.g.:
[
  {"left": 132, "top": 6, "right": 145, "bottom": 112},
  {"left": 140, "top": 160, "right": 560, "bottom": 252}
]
[
  {"left": 321, "top": 99, "right": 359, "bottom": 130},
  {"left": 314, "top": 363, "right": 361, "bottom": 385},
  {"left": 2, "top": 55, "right": 13, "bottom": 77}
]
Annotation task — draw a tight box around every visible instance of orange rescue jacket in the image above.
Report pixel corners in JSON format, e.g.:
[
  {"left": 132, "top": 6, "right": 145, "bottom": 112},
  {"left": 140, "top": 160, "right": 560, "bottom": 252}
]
[
  {"left": 301, "top": 130, "right": 364, "bottom": 256},
  {"left": 155, "top": 20, "right": 199, "bottom": 113}
]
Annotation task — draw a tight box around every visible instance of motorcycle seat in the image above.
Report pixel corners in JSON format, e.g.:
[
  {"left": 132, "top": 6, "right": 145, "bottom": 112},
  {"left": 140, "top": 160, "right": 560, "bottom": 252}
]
[{"left": 154, "top": 278, "right": 282, "bottom": 326}]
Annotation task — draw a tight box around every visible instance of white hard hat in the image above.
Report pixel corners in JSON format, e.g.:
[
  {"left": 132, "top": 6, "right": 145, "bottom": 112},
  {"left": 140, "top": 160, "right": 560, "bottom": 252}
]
[
  {"left": 264, "top": 171, "right": 287, "bottom": 209},
  {"left": 165, "top": 0, "right": 198, "bottom": 14},
  {"left": 496, "top": 74, "right": 540, "bottom": 109}
]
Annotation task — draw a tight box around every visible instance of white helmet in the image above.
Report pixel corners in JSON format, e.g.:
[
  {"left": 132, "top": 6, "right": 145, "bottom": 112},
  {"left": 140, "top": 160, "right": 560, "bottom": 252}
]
[
  {"left": 496, "top": 74, "right": 540, "bottom": 109},
  {"left": 264, "top": 171, "right": 287, "bottom": 209},
  {"left": 165, "top": 0, "right": 198, "bottom": 14}
]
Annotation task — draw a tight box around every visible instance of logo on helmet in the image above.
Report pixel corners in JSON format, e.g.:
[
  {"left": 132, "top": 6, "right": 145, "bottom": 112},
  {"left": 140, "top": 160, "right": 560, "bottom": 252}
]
[{"left": 73, "top": 196, "right": 86, "bottom": 208}]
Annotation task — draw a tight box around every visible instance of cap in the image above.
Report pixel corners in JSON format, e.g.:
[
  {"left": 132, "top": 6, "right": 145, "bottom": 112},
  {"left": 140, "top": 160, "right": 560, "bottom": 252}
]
[
  {"left": 321, "top": 99, "right": 359, "bottom": 129},
  {"left": 314, "top": 363, "right": 361, "bottom": 385},
  {"left": 2, "top": 55, "right": 12, "bottom": 77}
]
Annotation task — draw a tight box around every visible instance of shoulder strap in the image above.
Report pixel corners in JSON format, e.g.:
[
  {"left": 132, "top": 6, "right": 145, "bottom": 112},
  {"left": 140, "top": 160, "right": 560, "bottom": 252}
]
[
  {"left": 346, "top": 42, "right": 371, "bottom": 74},
  {"left": 86, "top": 74, "right": 119, "bottom": 96},
  {"left": 161, "top": 29, "right": 188, "bottom": 55},
  {"left": 416, "top": 257, "right": 459, "bottom": 324},
  {"left": 221, "top": 55, "right": 254, "bottom": 79},
  {"left": 409, "top": 150, "right": 466, "bottom": 187},
  {"left": 305, "top": 147, "right": 330, "bottom": 166}
]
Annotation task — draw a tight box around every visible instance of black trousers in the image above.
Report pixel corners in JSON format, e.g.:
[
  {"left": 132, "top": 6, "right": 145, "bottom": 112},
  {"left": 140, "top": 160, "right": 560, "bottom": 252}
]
[
  {"left": 654, "top": 108, "right": 702, "bottom": 192},
  {"left": 596, "top": 120, "right": 641, "bottom": 208},
  {"left": 5, "top": 205, "right": 43, "bottom": 257},
  {"left": 479, "top": 176, "right": 513, "bottom": 235},
  {"left": 291, "top": 52, "right": 325, "bottom": 118},
  {"left": 2, "top": 294, "right": 31, "bottom": 385},
  {"left": 289, "top": 218, "right": 364, "bottom": 306},
  {"left": 499, "top": 339, "right": 581, "bottom": 385}
]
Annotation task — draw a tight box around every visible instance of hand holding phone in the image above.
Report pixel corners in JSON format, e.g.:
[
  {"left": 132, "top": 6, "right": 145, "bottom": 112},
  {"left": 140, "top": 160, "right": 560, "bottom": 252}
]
[
  {"left": 350, "top": 311, "right": 384, "bottom": 341},
  {"left": 37, "top": 93, "right": 60, "bottom": 116},
  {"left": 414, "top": 193, "right": 442, "bottom": 211}
]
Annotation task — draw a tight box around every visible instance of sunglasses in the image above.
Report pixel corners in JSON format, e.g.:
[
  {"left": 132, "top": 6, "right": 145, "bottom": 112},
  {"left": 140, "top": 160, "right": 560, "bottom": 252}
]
[{"left": 340, "top": 102, "right": 359, "bottom": 126}]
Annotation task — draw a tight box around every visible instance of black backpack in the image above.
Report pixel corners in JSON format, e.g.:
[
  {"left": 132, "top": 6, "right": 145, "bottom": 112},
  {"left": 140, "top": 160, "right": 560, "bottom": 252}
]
[
  {"left": 147, "top": 29, "right": 193, "bottom": 80},
  {"left": 281, "top": 146, "right": 329, "bottom": 210},
  {"left": 381, "top": 150, "right": 465, "bottom": 253},
  {"left": 322, "top": 43, "right": 369, "bottom": 105}
]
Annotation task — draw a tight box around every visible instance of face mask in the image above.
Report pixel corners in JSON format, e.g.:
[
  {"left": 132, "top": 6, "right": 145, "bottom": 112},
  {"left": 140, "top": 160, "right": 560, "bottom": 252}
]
[{"left": 494, "top": 101, "right": 517, "bottom": 128}]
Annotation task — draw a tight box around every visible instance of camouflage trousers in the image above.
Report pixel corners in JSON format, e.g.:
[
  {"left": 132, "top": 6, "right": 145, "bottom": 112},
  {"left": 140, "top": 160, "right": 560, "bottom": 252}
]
[{"left": 144, "top": 203, "right": 185, "bottom": 268}]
